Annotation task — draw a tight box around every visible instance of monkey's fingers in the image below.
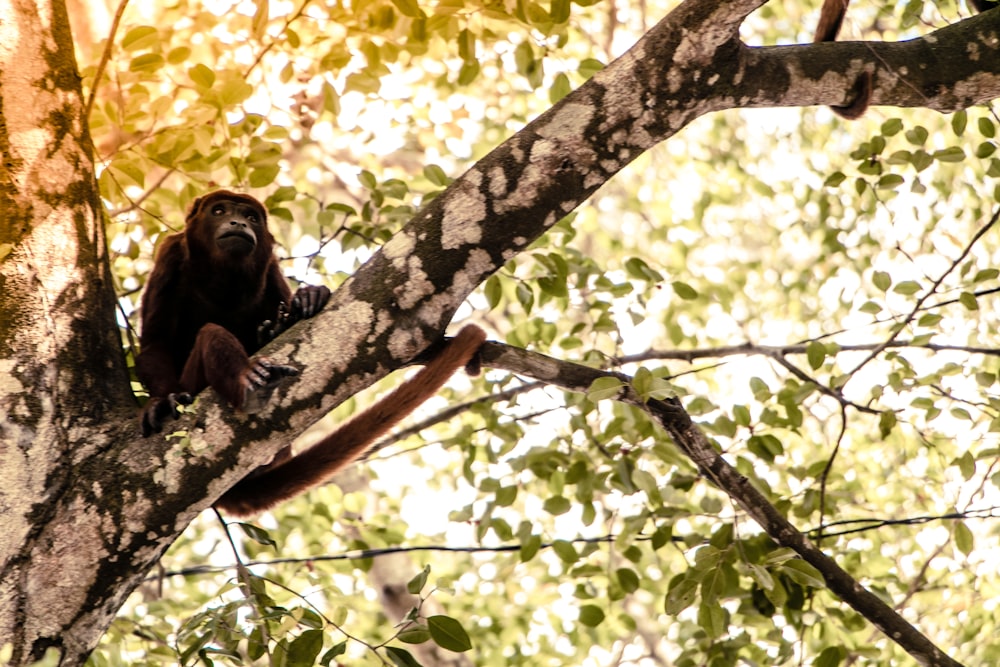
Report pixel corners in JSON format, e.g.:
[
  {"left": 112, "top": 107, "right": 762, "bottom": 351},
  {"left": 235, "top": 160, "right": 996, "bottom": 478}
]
[
  {"left": 140, "top": 392, "right": 194, "bottom": 437},
  {"left": 257, "top": 301, "right": 293, "bottom": 345},
  {"left": 242, "top": 359, "right": 300, "bottom": 414},
  {"left": 257, "top": 319, "right": 279, "bottom": 345},
  {"left": 246, "top": 359, "right": 300, "bottom": 389},
  {"left": 290, "top": 285, "right": 331, "bottom": 319}
]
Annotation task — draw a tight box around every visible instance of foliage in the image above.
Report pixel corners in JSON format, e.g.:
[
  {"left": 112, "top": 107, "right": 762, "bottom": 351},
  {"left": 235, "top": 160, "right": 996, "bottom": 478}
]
[{"left": 85, "top": 0, "right": 1000, "bottom": 665}]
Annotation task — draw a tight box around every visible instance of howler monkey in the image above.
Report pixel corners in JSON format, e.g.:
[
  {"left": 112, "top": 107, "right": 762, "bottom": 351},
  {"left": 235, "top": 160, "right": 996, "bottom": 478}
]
[
  {"left": 814, "top": 0, "right": 997, "bottom": 119},
  {"left": 137, "top": 190, "right": 486, "bottom": 517}
]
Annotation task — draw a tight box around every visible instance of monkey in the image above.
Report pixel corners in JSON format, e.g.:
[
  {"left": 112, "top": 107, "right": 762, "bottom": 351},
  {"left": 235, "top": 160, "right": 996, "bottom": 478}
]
[
  {"left": 136, "top": 190, "right": 330, "bottom": 437},
  {"left": 814, "top": 0, "right": 998, "bottom": 119},
  {"left": 136, "top": 189, "right": 487, "bottom": 516}
]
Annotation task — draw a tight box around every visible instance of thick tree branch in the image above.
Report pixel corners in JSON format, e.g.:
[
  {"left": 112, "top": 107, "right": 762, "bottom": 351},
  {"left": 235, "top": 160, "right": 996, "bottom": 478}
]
[{"left": 157, "top": 0, "right": 1000, "bottom": 524}]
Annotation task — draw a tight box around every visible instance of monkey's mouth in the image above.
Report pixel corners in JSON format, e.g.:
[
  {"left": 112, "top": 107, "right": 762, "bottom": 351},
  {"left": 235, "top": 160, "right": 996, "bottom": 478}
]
[{"left": 218, "top": 230, "right": 256, "bottom": 251}]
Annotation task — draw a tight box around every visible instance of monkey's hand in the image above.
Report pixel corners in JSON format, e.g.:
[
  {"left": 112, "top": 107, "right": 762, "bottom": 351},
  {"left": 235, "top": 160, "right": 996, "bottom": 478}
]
[
  {"left": 241, "top": 358, "right": 300, "bottom": 413},
  {"left": 257, "top": 285, "right": 331, "bottom": 345},
  {"left": 141, "top": 392, "right": 194, "bottom": 437},
  {"left": 288, "top": 285, "right": 331, "bottom": 320},
  {"left": 257, "top": 301, "right": 291, "bottom": 345}
]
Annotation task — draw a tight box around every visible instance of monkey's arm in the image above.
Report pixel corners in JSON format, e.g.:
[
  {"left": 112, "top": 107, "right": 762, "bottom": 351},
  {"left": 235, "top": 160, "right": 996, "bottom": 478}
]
[
  {"left": 136, "top": 238, "right": 196, "bottom": 435},
  {"left": 215, "top": 324, "right": 487, "bottom": 517}
]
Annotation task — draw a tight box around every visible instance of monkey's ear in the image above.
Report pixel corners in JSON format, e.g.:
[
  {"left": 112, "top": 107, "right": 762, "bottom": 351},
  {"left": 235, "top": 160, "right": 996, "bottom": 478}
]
[{"left": 186, "top": 194, "right": 208, "bottom": 224}]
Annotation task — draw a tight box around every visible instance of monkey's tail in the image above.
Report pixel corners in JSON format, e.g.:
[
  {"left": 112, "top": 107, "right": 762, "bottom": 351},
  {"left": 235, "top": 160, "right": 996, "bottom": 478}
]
[
  {"left": 215, "top": 324, "right": 487, "bottom": 517},
  {"left": 813, "top": 0, "right": 873, "bottom": 119},
  {"left": 814, "top": 0, "right": 849, "bottom": 43}
]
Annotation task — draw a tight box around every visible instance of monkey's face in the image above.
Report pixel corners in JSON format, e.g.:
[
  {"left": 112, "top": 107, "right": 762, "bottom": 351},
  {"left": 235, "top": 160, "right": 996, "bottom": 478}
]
[
  {"left": 185, "top": 190, "right": 271, "bottom": 265},
  {"left": 209, "top": 199, "right": 261, "bottom": 256}
]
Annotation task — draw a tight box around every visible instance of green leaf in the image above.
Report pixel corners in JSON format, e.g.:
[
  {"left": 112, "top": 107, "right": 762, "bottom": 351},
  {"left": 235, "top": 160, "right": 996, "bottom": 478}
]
[
  {"left": 515, "top": 282, "right": 534, "bottom": 313},
  {"left": 892, "top": 280, "right": 922, "bottom": 295},
  {"left": 732, "top": 404, "right": 750, "bottom": 426},
  {"left": 189, "top": 64, "right": 215, "bottom": 88},
  {"left": 495, "top": 485, "right": 517, "bottom": 506},
  {"left": 578, "top": 58, "right": 605, "bottom": 78},
  {"left": 859, "top": 300, "right": 882, "bottom": 314},
  {"left": 551, "top": 539, "right": 578, "bottom": 563},
  {"left": 625, "top": 256, "right": 663, "bottom": 282},
  {"left": 664, "top": 577, "right": 699, "bottom": 615},
  {"left": 166, "top": 46, "right": 191, "bottom": 64},
  {"left": 881, "top": 118, "right": 903, "bottom": 136},
  {"left": 615, "top": 568, "right": 640, "bottom": 593},
  {"left": 423, "top": 164, "right": 450, "bottom": 186},
  {"left": 251, "top": 0, "right": 268, "bottom": 40},
  {"left": 385, "top": 646, "right": 422, "bottom": 667},
  {"left": 951, "top": 110, "right": 968, "bottom": 136},
  {"left": 520, "top": 533, "right": 542, "bottom": 562},
  {"left": 427, "top": 615, "right": 473, "bottom": 652},
  {"left": 979, "top": 116, "right": 996, "bottom": 138},
  {"left": 407, "top": 565, "right": 430, "bottom": 594},
  {"left": 954, "top": 451, "right": 975, "bottom": 479},
  {"left": 878, "top": 410, "right": 897, "bottom": 438},
  {"left": 824, "top": 171, "right": 846, "bottom": 187},
  {"left": 806, "top": 341, "right": 825, "bottom": 370},
  {"left": 816, "top": 646, "right": 848, "bottom": 667},
  {"left": 672, "top": 281, "right": 698, "bottom": 300},
  {"left": 238, "top": 522, "right": 276, "bottom": 547},
  {"left": 973, "top": 268, "right": 999, "bottom": 282},
  {"left": 781, "top": 559, "right": 825, "bottom": 589},
  {"left": 129, "top": 53, "right": 164, "bottom": 73},
  {"left": 249, "top": 166, "right": 279, "bottom": 188},
  {"left": 397, "top": 627, "right": 431, "bottom": 644},
  {"left": 391, "top": 0, "right": 425, "bottom": 17},
  {"left": 457, "top": 60, "right": 480, "bottom": 86},
  {"left": 287, "top": 629, "right": 324, "bottom": 666},
  {"left": 876, "top": 174, "right": 904, "bottom": 190},
  {"left": 587, "top": 376, "right": 624, "bottom": 402},
  {"left": 551, "top": 0, "right": 571, "bottom": 23},
  {"left": 933, "top": 146, "right": 966, "bottom": 162},
  {"left": 959, "top": 291, "right": 979, "bottom": 310},
  {"left": 543, "top": 495, "right": 571, "bottom": 515},
  {"left": 697, "top": 601, "right": 726, "bottom": 638},
  {"left": 872, "top": 270, "right": 891, "bottom": 291},
  {"left": 549, "top": 72, "right": 571, "bottom": 104},
  {"left": 954, "top": 521, "right": 974, "bottom": 556},
  {"left": 320, "top": 642, "right": 347, "bottom": 666},
  {"left": 976, "top": 142, "right": 997, "bottom": 158},
  {"left": 122, "top": 26, "right": 158, "bottom": 51},
  {"left": 748, "top": 434, "right": 783, "bottom": 462},
  {"left": 578, "top": 604, "right": 605, "bottom": 627},
  {"left": 483, "top": 276, "right": 502, "bottom": 309},
  {"left": 905, "top": 126, "right": 929, "bottom": 145}
]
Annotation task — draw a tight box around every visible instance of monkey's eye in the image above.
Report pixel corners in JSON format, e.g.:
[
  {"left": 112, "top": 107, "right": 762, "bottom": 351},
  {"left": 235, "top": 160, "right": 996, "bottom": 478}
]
[
  {"left": 212, "top": 205, "right": 225, "bottom": 216},
  {"left": 246, "top": 213, "right": 259, "bottom": 224}
]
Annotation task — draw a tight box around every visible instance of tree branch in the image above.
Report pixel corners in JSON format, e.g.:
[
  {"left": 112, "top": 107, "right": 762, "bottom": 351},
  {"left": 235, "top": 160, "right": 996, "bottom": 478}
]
[{"left": 478, "top": 342, "right": 965, "bottom": 667}]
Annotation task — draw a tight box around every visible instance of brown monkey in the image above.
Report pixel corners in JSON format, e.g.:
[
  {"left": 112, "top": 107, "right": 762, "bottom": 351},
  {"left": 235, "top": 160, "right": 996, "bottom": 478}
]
[
  {"left": 813, "top": 0, "right": 998, "bottom": 119},
  {"left": 137, "top": 191, "right": 330, "bottom": 436},
  {"left": 137, "top": 190, "right": 486, "bottom": 516}
]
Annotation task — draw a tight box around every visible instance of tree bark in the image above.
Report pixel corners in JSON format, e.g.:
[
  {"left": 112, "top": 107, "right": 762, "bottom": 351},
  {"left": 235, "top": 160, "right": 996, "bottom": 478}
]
[{"left": 1, "top": 0, "right": 998, "bottom": 663}]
